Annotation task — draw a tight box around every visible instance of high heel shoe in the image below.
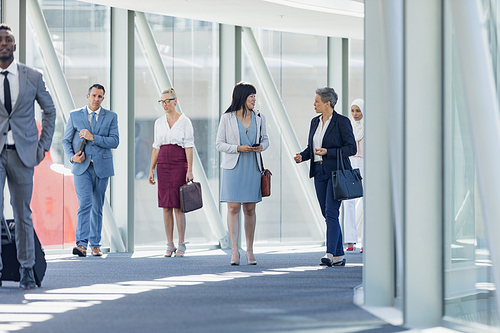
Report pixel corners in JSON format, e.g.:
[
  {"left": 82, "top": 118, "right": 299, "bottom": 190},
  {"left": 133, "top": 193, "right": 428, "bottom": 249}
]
[
  {"left": 164, "top": 241, "right": 176, "bottom": 257},
  {"left": 230, "top": 251, "right": 240, "bottom": 266},
  {"left": 246, "top": 251, "right": 257, "bottom": 265},
  {"left": 174, "top": 242, "right": 188, "bottom": 257}
]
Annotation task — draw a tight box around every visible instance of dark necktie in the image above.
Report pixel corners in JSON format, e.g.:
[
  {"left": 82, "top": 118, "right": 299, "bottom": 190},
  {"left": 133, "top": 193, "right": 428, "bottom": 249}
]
[
  {"left": 2, "top": 71, "right": 11, "bottom": 114},
  {"left": 91, "top": 112, "right": 97, "bottom": 131}
]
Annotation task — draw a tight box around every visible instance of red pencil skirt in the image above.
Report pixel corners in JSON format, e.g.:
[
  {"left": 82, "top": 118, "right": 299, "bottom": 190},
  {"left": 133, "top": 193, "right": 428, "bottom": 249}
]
[{"left": 157, "top": 144, "right": 187, "bottom": 208}]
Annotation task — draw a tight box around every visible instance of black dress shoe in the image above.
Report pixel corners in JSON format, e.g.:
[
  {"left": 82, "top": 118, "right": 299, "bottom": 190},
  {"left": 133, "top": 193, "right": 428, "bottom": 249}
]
[{"left": 19, "top": 267, "right": 36, "bottom": 290}]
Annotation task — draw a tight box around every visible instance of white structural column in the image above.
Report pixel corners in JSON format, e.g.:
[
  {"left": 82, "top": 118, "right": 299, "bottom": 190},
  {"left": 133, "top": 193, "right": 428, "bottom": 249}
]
[
  {"left": 241, "top": 26, "right": 325, "bottom": 236},
  {"left": 3, "top": 0, "right": 26, "bottom": 63},
  {"left": 404, "top": 0, "right": 443, "bottom": 327},
  {"left": 382, "top": 0, "right": 405, "bottom": 307},
  {"left": 341, "top": 38, "right": 349, "bottom": 117},
  {"left": 135, "top": 12, "right": 228, "bottom": 248},
  {"left": 110, "top": 8, "right": 135, "bottom": 252},
  {"left": 327, "top": 37, "right": 343, "bottom": 113},
  {"left": 384, "top": 0, "right": 405, "bottom": 310},
  {"left": 220, "top": 24, "right": 237, "bottom": 122},
  {"left": 363, "top": 0, "right": 396, "bottom": 308},
  {"left": 450, "top": 0, "right": 500, "bottom": 318},
  {"left": 219, "top": 24, "right": 238, "bottom": 244}
]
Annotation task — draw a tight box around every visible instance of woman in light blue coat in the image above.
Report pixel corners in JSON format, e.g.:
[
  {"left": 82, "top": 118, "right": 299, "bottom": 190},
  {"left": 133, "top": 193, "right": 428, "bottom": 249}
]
[{"left": 216, "top": 82, "right": 269, "bottom": 266}]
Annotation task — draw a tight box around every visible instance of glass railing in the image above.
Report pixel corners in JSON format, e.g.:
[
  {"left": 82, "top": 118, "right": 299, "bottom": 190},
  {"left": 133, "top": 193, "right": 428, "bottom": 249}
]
[{"left": 443, "top": 0, "right": 499, "bottom": 328}]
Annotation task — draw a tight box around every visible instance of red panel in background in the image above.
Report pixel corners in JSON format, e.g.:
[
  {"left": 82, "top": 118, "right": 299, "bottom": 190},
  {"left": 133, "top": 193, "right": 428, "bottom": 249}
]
[{"left": 31, "top": 121, "right": 78, "bottom": 248}]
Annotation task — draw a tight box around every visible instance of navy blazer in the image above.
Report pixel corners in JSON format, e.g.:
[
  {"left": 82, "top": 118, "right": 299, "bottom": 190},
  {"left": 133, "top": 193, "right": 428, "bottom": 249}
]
[{"left": 300, "top": 112, "right": 357, "bottom": 178}]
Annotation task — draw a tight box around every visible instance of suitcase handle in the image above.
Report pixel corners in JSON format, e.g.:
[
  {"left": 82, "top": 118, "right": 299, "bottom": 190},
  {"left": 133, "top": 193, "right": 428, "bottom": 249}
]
[{"left": 1, "top": 217, "right": 12, "bottom": 243}]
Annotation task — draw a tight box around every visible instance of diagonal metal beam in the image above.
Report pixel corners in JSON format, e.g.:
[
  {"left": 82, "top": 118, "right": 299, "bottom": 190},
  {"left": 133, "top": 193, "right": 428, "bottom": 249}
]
[
  {"left": 27, "top": 0, "right": 126, "bottom": 252},
  {"left": 240, "top": 26, "right": 325, "bottom": 237}
]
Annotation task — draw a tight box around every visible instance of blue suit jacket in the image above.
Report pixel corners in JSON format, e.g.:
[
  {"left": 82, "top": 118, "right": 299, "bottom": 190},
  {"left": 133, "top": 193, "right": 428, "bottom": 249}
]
[
  {"left": 300, "top": 112, "right": 357, "bottom": 178},
  {"left": 62, "top": 107, "right": 119, "bottom": 178}
]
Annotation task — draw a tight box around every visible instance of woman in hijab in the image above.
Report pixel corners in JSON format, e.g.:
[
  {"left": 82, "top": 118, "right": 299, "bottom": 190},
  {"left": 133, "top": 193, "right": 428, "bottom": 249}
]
[{"left": 344, "top": 99, "right": 364, "bottom": 253}]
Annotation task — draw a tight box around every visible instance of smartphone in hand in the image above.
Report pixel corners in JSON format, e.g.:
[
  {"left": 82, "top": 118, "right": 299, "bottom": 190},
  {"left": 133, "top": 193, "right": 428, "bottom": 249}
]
[{"left": 252, "top": 143, "right": 260, "bottom": 147}]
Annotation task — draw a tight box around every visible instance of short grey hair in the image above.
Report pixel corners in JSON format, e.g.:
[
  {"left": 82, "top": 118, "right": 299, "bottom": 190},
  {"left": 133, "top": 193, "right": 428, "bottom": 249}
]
[
  {"left": 315, "top": 87, "right": 338, "bottom": 108},
  {"left": 162, "top": 87, "right": 177, "bottom": 99}
]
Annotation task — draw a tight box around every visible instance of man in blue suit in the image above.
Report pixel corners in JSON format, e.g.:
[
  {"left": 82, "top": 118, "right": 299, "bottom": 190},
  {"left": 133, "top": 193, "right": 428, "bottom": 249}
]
[
  {"left": 0, "top": 24, "right": 56, "bottom": 289},
  {"left": 62, "top": 84, "right": 119, "bottom": 257}
]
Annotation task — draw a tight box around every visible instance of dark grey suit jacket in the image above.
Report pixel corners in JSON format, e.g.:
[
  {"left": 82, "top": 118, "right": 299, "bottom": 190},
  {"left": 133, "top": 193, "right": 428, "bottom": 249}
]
[{"left": 0, "top": 63, "right": 56, "bottom": 167}]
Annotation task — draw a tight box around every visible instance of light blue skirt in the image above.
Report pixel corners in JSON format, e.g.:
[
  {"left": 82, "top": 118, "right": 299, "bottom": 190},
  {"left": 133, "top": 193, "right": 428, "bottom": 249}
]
[{"left": 220, "top": 113, "right": 262, "bottom": 203}]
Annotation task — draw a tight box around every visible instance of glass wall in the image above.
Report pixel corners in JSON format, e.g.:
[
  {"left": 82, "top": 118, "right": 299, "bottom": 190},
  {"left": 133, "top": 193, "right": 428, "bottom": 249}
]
[
  {"left": 20, "top": 0, "right": 363, "bottom": 250},
  {"left": 241, "top": 29, "right": 327, "bottom": 243},
  {"left": 134, "top": 15, "right": 219, "bottom": 247},
  {"left": 443, "top": 0, "right": 499, "bottom": 328},
  {"left": 26, "top": 0, "right": 111, "bottom": 249},
  {"left": 349, "top": 39, "right": 364, "bottom": 110}
]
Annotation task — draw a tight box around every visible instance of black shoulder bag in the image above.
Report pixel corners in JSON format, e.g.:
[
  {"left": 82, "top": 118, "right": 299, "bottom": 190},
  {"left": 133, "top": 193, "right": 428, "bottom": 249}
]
[{"left": 331, "top": 150, "right": 363, "bottom": 200}]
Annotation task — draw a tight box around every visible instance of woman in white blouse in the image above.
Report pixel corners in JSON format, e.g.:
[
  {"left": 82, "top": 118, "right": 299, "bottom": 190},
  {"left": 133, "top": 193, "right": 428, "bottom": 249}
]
[{"left": 148, "top": 88, "right": 194, "bottom": 257}]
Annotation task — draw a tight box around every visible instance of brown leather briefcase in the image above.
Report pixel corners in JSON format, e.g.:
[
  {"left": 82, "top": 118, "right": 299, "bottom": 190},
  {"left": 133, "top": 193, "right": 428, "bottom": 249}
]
[{"left": 179, "top": 181, "right": 203, "bottom": 213}]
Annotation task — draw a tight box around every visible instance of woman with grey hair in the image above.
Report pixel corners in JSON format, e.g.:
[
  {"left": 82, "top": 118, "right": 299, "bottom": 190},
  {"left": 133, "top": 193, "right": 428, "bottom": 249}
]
[{"left": 294, "top": 87, "right": 357, "bottom": 266}]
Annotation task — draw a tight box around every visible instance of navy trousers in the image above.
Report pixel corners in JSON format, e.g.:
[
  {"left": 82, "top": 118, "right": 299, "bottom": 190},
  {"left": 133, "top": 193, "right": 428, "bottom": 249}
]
[{"left": 313, "top": 163, "right": 344, "bottom": 256}]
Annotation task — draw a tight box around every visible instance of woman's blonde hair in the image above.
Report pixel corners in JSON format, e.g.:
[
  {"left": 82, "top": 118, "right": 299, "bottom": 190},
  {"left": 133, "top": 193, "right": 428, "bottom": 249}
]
[{"left": 162, "top": 87, "right": 177, "bottom": 99}]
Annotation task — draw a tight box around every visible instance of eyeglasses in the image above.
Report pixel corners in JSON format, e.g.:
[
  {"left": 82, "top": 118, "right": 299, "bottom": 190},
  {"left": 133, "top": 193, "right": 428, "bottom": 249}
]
[{"left": 158, "top": 98, "right": 175, "bottom": 105}]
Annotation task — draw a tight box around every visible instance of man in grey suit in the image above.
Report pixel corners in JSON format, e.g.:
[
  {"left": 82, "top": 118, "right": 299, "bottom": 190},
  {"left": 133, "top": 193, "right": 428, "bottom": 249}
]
[
  {"left": 62, "top": 84, "right": 119, "bottom": 257},
  {"left": 0, "top": 24, "right": 56, "bottom": 289}
]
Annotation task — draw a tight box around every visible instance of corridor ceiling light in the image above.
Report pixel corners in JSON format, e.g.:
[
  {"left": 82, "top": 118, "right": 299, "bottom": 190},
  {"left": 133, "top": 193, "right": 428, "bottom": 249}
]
[{"left": 263, "top": 0, "right": 364, "bottom": 18}]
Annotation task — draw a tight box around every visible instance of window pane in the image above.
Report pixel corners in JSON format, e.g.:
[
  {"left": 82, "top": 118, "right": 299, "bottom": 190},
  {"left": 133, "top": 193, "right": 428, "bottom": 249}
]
[
  {"left": 25, "top": 0, "right": 111, "bottom": 250},
  {"left": 134, "top": 15, "right": 220, "bottom": 247},
  {"left": 443, "top": 0, "right": 498, "bottom": 328}
]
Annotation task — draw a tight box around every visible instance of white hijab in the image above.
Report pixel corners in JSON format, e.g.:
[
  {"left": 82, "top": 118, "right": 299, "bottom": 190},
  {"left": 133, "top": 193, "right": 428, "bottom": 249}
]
[{"left": 350, "top": 99, "right": 364, "bottom": 142}]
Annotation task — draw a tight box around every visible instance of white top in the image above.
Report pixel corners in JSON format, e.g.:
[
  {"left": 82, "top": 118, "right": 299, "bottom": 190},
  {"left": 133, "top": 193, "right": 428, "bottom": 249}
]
[
  {"left": 312, "top": 114, "right": 332, "bottom": 162},
  {"left": 1, "top": 61, "right": 19, "bottom": 145},
  {"left": 152, "top": 113, "right": 194, "bottom": 149}
]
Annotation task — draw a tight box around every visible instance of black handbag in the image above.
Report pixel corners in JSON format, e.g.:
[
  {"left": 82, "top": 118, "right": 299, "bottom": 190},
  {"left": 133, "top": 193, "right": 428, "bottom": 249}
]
[
  {"left": 179, "top": 181, "right": 203, "bottom": 213},
  {"left": 72, "top": 131, "right": 86, "bottom": 153},
  {"left": 331, "top": 150, "right": 363, "bottom": 201}
]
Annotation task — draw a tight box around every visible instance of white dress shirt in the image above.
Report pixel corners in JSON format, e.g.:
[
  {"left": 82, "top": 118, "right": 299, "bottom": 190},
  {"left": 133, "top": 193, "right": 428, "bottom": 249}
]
[
  {"left": 1, "top": 61, "right": 19, "bottom": 144},
  {"left": 312, "top": 114, "right": 332, "bottom": 162},
  {"left": 152, "top": 113, "right": 194, "bottom": 149},
  {"left": 87, "top": 106, "right": 101, "bottom": 124}
]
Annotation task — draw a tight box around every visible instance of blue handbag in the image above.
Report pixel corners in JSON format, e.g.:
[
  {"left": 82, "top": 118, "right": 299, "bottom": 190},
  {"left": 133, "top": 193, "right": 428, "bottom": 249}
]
[{"left": 331, "top": 150, "right": 363, "bottom": 201}]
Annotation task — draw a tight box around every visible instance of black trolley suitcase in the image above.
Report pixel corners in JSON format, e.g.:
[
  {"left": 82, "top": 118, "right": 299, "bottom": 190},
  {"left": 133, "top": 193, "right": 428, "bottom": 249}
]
[{"left": 1, "top": 218, "right": 47, "bottom": 287}]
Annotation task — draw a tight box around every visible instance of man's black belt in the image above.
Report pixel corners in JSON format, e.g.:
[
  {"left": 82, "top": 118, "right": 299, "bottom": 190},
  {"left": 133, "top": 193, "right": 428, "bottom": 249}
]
[{"left": 4, "top": 144, "right": 15, "bottom": 150}]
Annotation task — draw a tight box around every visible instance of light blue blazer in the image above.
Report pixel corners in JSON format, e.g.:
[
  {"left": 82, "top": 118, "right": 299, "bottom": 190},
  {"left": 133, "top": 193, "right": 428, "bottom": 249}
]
[
  {"left": 62, "top": 107, "right": 119, "bottom": 178},
  {"left": 215, "top": 110, "right": 269, "bottom": 171}
]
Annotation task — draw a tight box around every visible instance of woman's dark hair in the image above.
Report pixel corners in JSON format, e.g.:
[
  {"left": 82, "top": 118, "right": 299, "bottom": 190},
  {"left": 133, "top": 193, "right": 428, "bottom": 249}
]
[{"left": 225, "top": 82, "right": 256, "bottom": 117}]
